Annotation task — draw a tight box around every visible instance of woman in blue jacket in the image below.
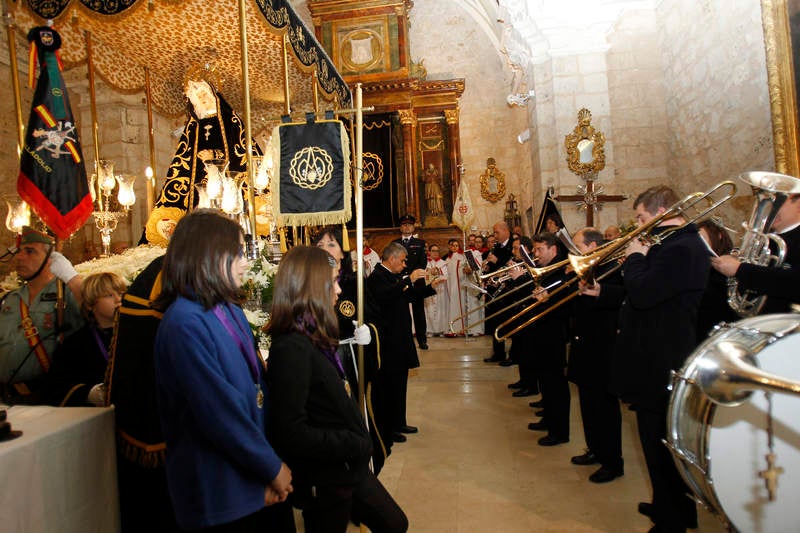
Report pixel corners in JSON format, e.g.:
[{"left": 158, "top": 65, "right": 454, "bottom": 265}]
[
  {"left": 266, "top": 246, "right": 407, "bottom": 533},
  {"left": 154, "top": 209, "right": 294, "bottom": 532}
]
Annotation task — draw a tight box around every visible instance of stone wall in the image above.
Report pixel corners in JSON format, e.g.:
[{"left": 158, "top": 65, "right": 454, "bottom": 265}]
[
  {"left": 654, "top": 0, "right": 773, "bottom": 223},
  {"left": 409, "top": 0, "right": 532, "bottom": 235}
]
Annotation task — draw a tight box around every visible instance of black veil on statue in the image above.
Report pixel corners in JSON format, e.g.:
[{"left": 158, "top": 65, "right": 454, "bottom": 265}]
[{"left": 142, "top": 81, "right": 260, "bottom": 246}]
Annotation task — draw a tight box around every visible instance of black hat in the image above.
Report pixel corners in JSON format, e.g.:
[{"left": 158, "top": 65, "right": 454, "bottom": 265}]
[{"left": 399, "top": 214, "right": 415, "bottom": 224}]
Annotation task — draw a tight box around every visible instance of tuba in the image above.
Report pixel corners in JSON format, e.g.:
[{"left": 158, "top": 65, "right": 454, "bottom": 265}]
[{"left": 728, "top": 172, "right": 800, "bottom": 317}]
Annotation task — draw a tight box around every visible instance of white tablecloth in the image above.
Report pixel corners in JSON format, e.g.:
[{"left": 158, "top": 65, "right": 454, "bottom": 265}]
[{"left": 0, "top": 406, "right": 120, "bottom": 533}]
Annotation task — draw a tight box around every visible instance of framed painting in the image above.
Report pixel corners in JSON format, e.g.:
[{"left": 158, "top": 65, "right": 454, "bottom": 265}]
[{"left": 762, "top": 0, "right": 800, "bottom": 176}]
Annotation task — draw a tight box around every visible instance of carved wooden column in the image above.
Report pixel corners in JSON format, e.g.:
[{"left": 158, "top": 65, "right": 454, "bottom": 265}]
[
  {"left": 444, "top": 108, "right": 461, "bottom": 198},
  {"left": 398, "top": 109, "right": 419, "bottom": 220}
]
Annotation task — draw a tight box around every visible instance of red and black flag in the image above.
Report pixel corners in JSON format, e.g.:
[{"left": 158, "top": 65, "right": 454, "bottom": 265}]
[
  {"left": 17, "top": 26, "right": 91, "bottom": 240},
  {"left": 269, "top": 117, "right": 351, "bottom": 227}
]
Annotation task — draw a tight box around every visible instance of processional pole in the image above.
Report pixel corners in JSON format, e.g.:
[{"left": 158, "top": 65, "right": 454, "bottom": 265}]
[
  {"left": 3, "top": 4, "right": 24, "bottom": 160},
  {"left": 355, "top": 83, "right": 366, "bottom": 411},
  {"left": 144, "top": 67, "right": 156, "bottom": 217},
  {"left": 84, "top": 31, "right": 102, "bottom": 211},
  {"left": 237, "top": 0, "right": 258, "bottom": 259}
]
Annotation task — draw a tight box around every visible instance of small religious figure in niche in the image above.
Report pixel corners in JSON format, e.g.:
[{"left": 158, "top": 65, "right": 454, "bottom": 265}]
[{"left": 423, "top": 163, "right": 445, "bottom": 216}]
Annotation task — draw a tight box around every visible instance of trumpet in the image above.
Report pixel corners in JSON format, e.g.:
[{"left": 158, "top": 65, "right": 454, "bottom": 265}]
[
  {"left": 494, "top": 180, "right": 738, "bottom": 340},
  {"left": 477, "top": 261, "right": 527, "bottom": 286}
]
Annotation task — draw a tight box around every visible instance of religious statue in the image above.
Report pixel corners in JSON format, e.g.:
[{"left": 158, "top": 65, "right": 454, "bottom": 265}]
[
  {"left": 143, "top": 67, "right": 259, "bottom": 246},
  {"left": 423, "top": 163, "right": 445, "bottom": 216},
  {"left": 479, "top": 157, "right": 506, "bottom": 203}
]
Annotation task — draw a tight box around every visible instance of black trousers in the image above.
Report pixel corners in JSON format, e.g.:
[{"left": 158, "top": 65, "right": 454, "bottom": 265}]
[
  {"left": 411, "top": 299, "right": 427, "bottom": 345},
  {"left": 538, "top": 366, "right": 570, "bottom": 440},
  {"left": 378, "top": 366, "right": 409, "bottom": 433},
  {"left": 513, "top": 329, "right": 539, "bottom": 391},
  {"left": 194, "top": 503, "right": 295, "bottom": 532},
  {"left": 577, "top": 385, "right": 623, "bottom": 471},
  {"left": 485, "top": 300, "right": 506, "bottom": 359},
  {"left": 636, "top": 405, "right": 697, "bottom": 533},
  {"left": 301, "top": 472, "right": 408, "bottom": 533}
]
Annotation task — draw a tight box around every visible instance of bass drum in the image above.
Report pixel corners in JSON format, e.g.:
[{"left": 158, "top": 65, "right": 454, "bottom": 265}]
[{"left": 666, "top": 314, "right": 800, "bottom": 533}]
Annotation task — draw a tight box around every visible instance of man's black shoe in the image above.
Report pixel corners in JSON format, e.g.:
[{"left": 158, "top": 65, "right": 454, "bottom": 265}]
[
  {"left": 483, "top": 356, "right": 504, "bottom": 363},
  {"left": 507, "top": 381, "right": 524, "bottom": 390},
  {"left": 589, "top": 466, "right": 623, "bottom": 483},
  {"left": 391, "top": 432, "right": 407, "bottom": 443},
  {"left": 534, "top": 409, "right": 545, "bottom": 417},
  {"left": 570, "top": 451, "right": 599, "bottom": 466},
  {"left": 512, "top": 388, "right": 536, "bottom": 397},
  {"left": 637, "top": 502, "right": 697, "bottom": 529},
  {"left": 399, "top": 425, "right": 418, "bottom": 434},
  {"left": 538, "top": 434, "right": 569, "bottom": 446},
  {"left": 419, "top": 343, "right": 429, "bottom": 350},
  {"left": 498, "top": 359, "right": 516, "bottom": 367},
  {"left": 529, "top": 400, "right": 544, "bottom": 408},
  {"left": 527, "top": 420, "right": 547, "bottom": 431}
]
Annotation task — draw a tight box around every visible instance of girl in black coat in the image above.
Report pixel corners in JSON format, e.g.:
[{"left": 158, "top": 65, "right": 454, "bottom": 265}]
[{"left": 266, "top": 246, "right": 408, "bottom": 533}]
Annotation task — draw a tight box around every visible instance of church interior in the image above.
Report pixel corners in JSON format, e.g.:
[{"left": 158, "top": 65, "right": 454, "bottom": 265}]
[{"left": 0, "top": 0, "right": 798, "bottom": 532}]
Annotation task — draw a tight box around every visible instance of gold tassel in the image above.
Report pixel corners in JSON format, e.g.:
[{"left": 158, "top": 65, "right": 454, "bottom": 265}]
[
  {"left": 304, "top": 226, "right": 310, "bottom": 246},
  {"left": 279, "top": 227, "right": 287, "bottom": 253},
  {"left": 342, "top": 223, "right": 350, "bottom": 252},
  {"left": 293, "top": 226, "right": 299, "bottom": 247}
]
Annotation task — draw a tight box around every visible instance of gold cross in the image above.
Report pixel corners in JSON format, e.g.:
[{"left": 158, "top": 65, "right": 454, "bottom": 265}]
[{"left": 758, "top": 452, "right": 784, "bottom": 501}]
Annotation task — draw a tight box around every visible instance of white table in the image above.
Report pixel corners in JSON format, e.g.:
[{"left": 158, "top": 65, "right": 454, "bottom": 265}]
[{"left": 0, "top": 406, "right": 120, "bottom": 533}]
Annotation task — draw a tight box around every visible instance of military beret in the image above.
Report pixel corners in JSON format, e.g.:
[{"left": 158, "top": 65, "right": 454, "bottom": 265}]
[{"left": 18, "top": 226, "right": 54, "bottom": 246}]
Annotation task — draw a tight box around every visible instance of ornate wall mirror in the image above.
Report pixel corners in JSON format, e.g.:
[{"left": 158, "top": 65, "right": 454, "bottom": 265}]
[
  {"left": 761, "top": 0, "right": 800, "bottom": 176},
  {"left": 480, "top": 157, "right": 506, "bottom": 202},
  {"left": 565, "top": 108, "right": 606, "bottom": 177}
]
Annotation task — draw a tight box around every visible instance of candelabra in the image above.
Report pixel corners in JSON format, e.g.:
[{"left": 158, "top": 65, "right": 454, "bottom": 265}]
[
  {"left": 91, "top": 159, "right": 136, "bottom": 257},
  {"left": 5, "top": 199, "right": 30, "bottom": 234}
]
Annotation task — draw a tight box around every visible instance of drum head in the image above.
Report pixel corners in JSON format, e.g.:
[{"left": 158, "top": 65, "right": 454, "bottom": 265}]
[{"left": 709, "top": 331, "right": 800, "bottom": 533}]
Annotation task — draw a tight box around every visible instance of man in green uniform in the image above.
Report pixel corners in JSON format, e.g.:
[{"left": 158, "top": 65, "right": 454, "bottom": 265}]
[{"left": 0, "top": 226, "right": 83, "bottom": 404}]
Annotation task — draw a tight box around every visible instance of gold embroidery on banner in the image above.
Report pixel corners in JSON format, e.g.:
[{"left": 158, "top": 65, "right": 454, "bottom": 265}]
[
  {"left": 359, "top": 152, "right": 383, "bottom": 190},
  {"left": 338, "top": 300, "right": 356, "bottom": 318},
  {"left": 290, "top": 147, "right": 334, "bottom": 190}
]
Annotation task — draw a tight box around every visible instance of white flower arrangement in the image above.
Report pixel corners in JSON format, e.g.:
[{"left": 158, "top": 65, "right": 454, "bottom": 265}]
[
  {"left": 74, "top": 245, "right": 167, "bottom": 284},
  {"left": 241, "top": 252, "right": 279, "bottom": 356}
]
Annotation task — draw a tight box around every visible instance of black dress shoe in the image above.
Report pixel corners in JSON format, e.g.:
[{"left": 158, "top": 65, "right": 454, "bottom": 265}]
[
  {"left": 570, "top": 451, "right": 599, "bottom": 466},
  {"left": 538, "top": 434, "right": 569, "bottom": 446},
  {"left": 512, "top": 388, "right": 536, "bottom": 397},
  {"left": 589, "top": 466, "right": 624, "bottom": 483},
  {"left": 534, "top": 409, "right": 545, "bottom": 417},
  {"left": 391, "top": 432, "right": 407, "bottom": 443},
  {"left": 529, "top": 400, "right": 544, "bottom": 408},
  {"left": 419, "top": 343, "right": 429, "bottom": 350},
  {"left": 507, "top": 380, "right": 524, "bottom": 390},
  {"left": 399, "top": 425, "right": 418, "bottom": 434},
  {"left": 527, "top": 420, "right": 547, "bottom": 431},
  {"left": 638, "top": 502, "right": 697, "bottom": 529},
  {"left": 498, "top": 359, "right": 516, "bottom": 367},
  {"left": 483, "top": 356, "right": 504, "bottom": 363}
]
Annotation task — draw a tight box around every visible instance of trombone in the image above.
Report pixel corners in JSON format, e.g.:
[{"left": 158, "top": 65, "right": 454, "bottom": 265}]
[{"left": 493, "top": 180, "right": 738, "bottom": 341}]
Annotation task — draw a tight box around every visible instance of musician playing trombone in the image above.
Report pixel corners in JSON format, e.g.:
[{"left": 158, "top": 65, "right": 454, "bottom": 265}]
[
  {"left": 607, "top": 185, "right": 707, "bottom": 533},
  {"left": 568, "top": 228, "right": 624, "bottom": 483},
  {"left": 481, "top": 222, "right": 514, "bottom": 363},
  {"left": 514, "top": 232, "right": 571, "bottom": 446}
]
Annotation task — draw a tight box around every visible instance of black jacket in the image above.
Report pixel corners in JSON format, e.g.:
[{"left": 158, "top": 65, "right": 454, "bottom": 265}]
[
  {"left": 607, "top": 224, "right": 709, "bottom": 408},
  {"left": 735, "top": 224, "right": 800, "bottom": 314},
  {"left": 393, "top": 236, "right": 427, "bottom": 274},
  {"left": 267, "top": 332, "right": 372, "bottom": 489}
]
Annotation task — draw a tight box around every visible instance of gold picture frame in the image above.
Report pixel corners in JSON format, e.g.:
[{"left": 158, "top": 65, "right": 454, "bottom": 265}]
[
  {"left": 762, "top": 0, "right": 800, "bottom": 176},
  {"left": 564, "top": 108, "right": 606, "bottom": 178},
  {"left": 479, "top": 157, "right": 506, "bottom": 203}
]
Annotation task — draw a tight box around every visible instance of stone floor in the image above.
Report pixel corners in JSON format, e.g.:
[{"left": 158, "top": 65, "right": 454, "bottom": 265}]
[{"left": 345, "top": 335, "right": 728, "bottom": 533}]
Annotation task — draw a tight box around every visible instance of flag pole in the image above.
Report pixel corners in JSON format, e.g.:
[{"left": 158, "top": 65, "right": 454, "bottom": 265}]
[
  {"left": 237, "top": 0, "right": 258, "bottom": 259},
  {"left": 3, "top": 7, "right": 24, "bottom": 161},
  {"left": 84, "top": 31, "right": 102, "bottom": 210},
  {"left": 144, "top": 67, "right": 156, "bottom": 217},
  {"left": 355, "top": 82, "right": 366, "bottom": 414}
]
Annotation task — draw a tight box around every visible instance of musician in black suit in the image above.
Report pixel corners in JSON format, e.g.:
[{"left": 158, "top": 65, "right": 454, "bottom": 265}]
[
  {"left": 393, "top": 214, "right": 430, "bottom": 350},
  {"left": 608, "top": 186, "right": 708, "bottom": 533},
  {"left": 483, "top": 221, "right": 514, "bottom": 363},
  {"left": 520, "top": 232, "right": 570, "bottom": 446},
  {"left": 711, "top": 193, "right": 800, "bottom": 313},
  {"left": 367, "top": 242, "right": 434, "bottom": 442},
  {"left": 568, "top": 228, "right": 624, "bottom": 483}
]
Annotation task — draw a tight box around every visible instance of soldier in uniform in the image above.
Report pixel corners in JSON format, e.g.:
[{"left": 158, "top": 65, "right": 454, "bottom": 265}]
[
  {"left": 0, "top": 226, "right": 83, "bottom": 404},
  {"left": 393, "top": 214, "right": 430, "bottom": 349}
]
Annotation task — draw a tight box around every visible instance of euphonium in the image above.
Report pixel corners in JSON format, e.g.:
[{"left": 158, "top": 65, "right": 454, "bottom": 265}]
[{"left": 728, "top": 172, "right": 800, "bottom": 317}]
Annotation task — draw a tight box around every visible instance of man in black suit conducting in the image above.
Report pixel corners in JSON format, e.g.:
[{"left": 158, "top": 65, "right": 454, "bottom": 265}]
[
  {"left": 394, "top": 214, "right": 430, "bottom": 350},
  {"left": 483, "top": 221, "right": 514, "bottom": 363}
]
